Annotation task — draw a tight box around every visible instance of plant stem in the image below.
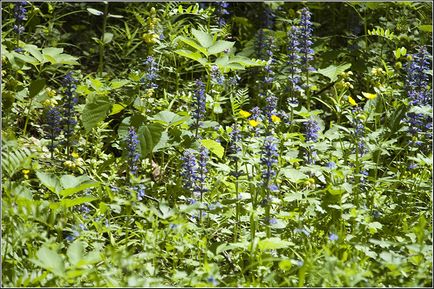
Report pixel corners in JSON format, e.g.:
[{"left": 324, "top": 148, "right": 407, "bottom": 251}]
[{"left": 98, "top": 2, "right": 109, "bottom": 77}]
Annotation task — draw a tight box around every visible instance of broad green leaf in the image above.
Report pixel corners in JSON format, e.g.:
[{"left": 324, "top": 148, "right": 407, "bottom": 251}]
[
  {"left": 67, "top": 241, "right": 85, "bottom": 266},
  {"left": 109, "top": 103, "right": 126, "bottom": 116},
  {"left": 282, "top": 168, "right": 308, "bottom": 182},
  {"left": 59, "top": 196, "right": 98, "bottom": 208},
  {"left": 42, "top": 47, "right": 63, "bottom": 57},
  {"left": 191, "top": 28, "right": 213, "bottom": 48},
  {"left": 201, "top": 139, "right": 224, "bottom": 159},
  {"left": 258, "top": 237, "right": 292, "bottom": 250},
  {"left": 55, "top": 54, "right": 80, "bottom": 65},
  {"left": 29, "top": 79, "right": 45, "bottom": 98},
  {"left": 36, "top": 171, "right": 61, "bottom": 193},
  {"left": 23, "top": 44, "right": 44, "bottom": 62},
  {"left": 110, "top": 79, "right": 129, "bottom": 89},
  {"left": 152, "top": 110, "right": 189, "bottom": 126},
  {"left": 418, "top": 25, "right": 432, "bottom": 32},
  {"left": 208, "top": 40, "right": 235, "bottom": 55},
  {"left": 60, "top": 174, "right": 89, "bottom": 189},
  {"left": 317, "top": 63, "right": 352, "bottom": 82},
  {"left": 81, "top": 96, "right": 112, "bottom": 132},
  {"left": 137, "top": 124, "right": 164, "bottom": 157},
  {"left": 13, "top": 52, "right": 39, "bottom": 65},
  {"left": 59, "top": 182, "right": 100, "bottom": 198},
  {"left": 178, "top": 36, "right": 208, "bottom": 56},
  {"left": 33, "top": 247, "right": 65, "bottom": 277},
  {"left": 175, "top": 49, "right": 203, "bottom": 62}
]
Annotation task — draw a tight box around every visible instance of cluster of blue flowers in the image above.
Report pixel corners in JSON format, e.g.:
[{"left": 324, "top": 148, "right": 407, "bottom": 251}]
[
  {"left": 192, "top": 79, "right": 206, "bottom": 130},
  {"left": 404, "top": 46, "right": 432, "bottom": 149},
  {"left": 211, "top": 65, "right": 225, "bottom": 85},
  {"left": 181, "top": 147, "right": 209, "bottom": 201},
  {"left": 215, "top": 1, "right": 230, "bottom": 28},
  {"left": 45, "top": 106, "right": 62, "bottom": 156},
  {"left": 142, "top": 56, "right": 159, "bottom": 89},
  {"left": 287, "top": 25, "right": 302, "bottom": 96},
  {"left": 303, "top": 118, "right": 320, "bottom": 165},
  {"left": 260, "top": 135, "right": 279, "bottom": 189},
  {"left": 126, "top": 127, "right": 140, "bottom": 176},
  {"left": 299, "top": 8, "right": 315, "bottom": 75},
  {"left": 13, "top": 1, "right": 27, "bottom": 35},
  {"left": 351, "top": 108, "right": 367, "bottom": 156}
]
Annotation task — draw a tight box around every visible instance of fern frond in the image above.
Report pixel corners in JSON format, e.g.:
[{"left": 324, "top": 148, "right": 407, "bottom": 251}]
[
  {"left": 230, "top": 88, "right": 249, "bottom": 116},
  {"left": 1, "top": 146, "right": 33, "bottom": 178}
]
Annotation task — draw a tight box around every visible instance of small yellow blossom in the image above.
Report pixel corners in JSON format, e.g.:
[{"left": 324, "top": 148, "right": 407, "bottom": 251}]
[
  {"left": 371, "top": 67, "right": 384, "bottom": 76},
  {"left": 63, "top": 160, "right": 76, "bottom": 169},
  {"left": 362, "top": 92, "right": 377, "bottom": 100},
  {"left": 71, "top": 152, "right": 79, "bottom": 159},
  {"left": 271, "top": 115, "right": 281, "bottom": 123},
  {"left": 348, "top": 96, "right": 357, "bottom": 106},
  {"left": 142, "top": 32, "right": 159, "bottom": 44},
  {"left": 249, "top": 119, "right": 260, "bottom": 127},
  {"left": 22, "top": 169, "right": 30, "bottom": 179},
  {"left": 239, "top": 109, "right": 251, "bottom": 118}
]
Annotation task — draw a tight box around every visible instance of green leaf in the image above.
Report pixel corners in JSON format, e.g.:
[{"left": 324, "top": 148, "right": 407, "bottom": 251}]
[
  {"left": 175, "top": 49, "right": 204, "bottom": 62},
  {"left": 208, "top": 40, "right": 235, "bottom": 55},
  {"left": 178, "top": 36, "right": 208, "bottom": 56},
  {"left": 137, "top": 124, "right": 164, "bottom": 157},
  {"left": 33, "top": 247, "right": 65, "bottom": 277},
  {"left": 36, "top": 171, "right": 61, "bottom": 193},
  {"left": 87, "top": 8, "right": 104, "bottom": 16},
  {"left": 191, "top": 28, "right": 214, "bottom": 48},
  {"left": 282, "top": 168, "right": 308, "bottom": 182},
  {"left": 110, "top": 79, "right": 129, "bottom": 89},
  {"left": 317, "top": 63, "right": 352, "bottom": 82},
  {"left": 29, "top": 79, "right": 46, "bottom": 98},
  {"left": 201, "top": 139, "right": 224, "bottom": 159},
  {"left": 152, "top": 110, "right": 189, "bottom": 127},
  {"left": 13, "top": 52, "right": 39, "bottom": 65},
  {"left": 103, "top": 32, "right": 114, "bottom": 44},
  {"left": 418, "top": 25, "right": 432, "bottom": 32},
  {"left": 258, "top": 237, "right": 292, "bottom": 250},
  {"left": 81, "top": 96, "right": 112, "bottom": 132},
  {"left": 59, "top": 196, "right": 98, "bottom": 208},
  {"left": 109, "top": 103, "right": 126, "bottom": 116},
  {"left": 67, "top": 241, "right": 85, "bottom": 266},
  {"left": 58, "top": 182, "right": 100, "bottom": 198},
  {"left": 23, "top": 44, "right": 44, "bottom": 62}
]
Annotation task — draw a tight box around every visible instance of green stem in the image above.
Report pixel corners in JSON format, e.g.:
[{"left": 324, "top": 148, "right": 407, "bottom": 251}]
[{"left": 234, "top": 160, "right": 240, "bottom": 242}]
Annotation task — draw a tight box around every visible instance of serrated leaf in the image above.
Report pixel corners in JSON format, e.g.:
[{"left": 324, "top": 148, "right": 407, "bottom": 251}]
[
  {"left": 67, "top": 241, "right": 85, "bottom": 266},
  {"left": 201, "top": 139, "right": 224, "bottom": 159},
  {"left": 137, "top": 124, "right": 164, "bottom": 157},
  {"left": 81, "top": 96, "right": 112, "bottom": 132},
  {"left": 208, "top": 40, "right": 235, "bottom": 55},
  {"left": 317, "top": 63, "right": 352, "bottom": 82},
  {"left": 178, "top": 36, "right": 208, "bottom": 56},
  {"left": 36, "top": 171, "right": 61, "bottom": 193},
  {"left": 191, "top": 28, "right": 214, "bottom": 48},
  {"left": 109, "top": 103, "right": 126, "bottom": 116}
]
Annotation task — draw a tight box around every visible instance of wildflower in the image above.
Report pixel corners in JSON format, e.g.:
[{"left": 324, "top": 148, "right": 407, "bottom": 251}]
[
  {"left": 45, "top": 106, "right": 62, "bottom": 156},
  {"left": 255, "top": 29, "right": 267, "bottom": 59},
  {"left": 325, "top": 161, "right": 336, "bottom": 169},
  {"left": 287, "top": 25, "right": 302, "bottom": 94},
  {"left": 262, "top": 5, "right": 275, "bottom": 29},
  {"left": 351, "top": 108, "right": 367, "bottom": 156},
  {"left": 181, "top": 147, "right": 209, "bottom": 201},
  {"left": 239, "top": 109, "right": 251, "bottom": 118},
  {"left": 329, "top": 233, "right": 338, "bottom": 241},
  {"left": 260, "top": 136, "right": 278, "bottom": 183},
  {"left": 271, "top": 115, "right": 281, "bottom": 123},
  {"left": 207, "top": 276, "right": 218, "bottom": 286},
  {"left": 228, "top": 124, "right": 241, "bottom": 160},
  {"left": 195, "top": 146, "right": 209, "bottom": 199},
  {"left": 136, "top": 184, "right": 146, "bottom": 201},
  {"left": 211, "top": 65, "right": 225, "bottom": 85},
  {"left": 249, "top": 119, "right": 260, "bottom": 127},
  {"left": 362, "top": 92, "right": 377, "bottom": 100},
  {"left": 126, "top": 127, "right": 140, "bottom": 176},
  {"left": 13, "top": 1, "right": 27, "bottom": 35},
  {"left": 264, "top": 92, "right": 278, "bottom": 123},
  {"left": 142, "top": 56, "right": 159, "bottom": 89},
  {"left": 215, "top": 1, "right": 230, "bottom": 27},
  {"left": 371, "top": 67, "right": 384, "bottom": 76},
  {"left": 294, "top": 228, "right": 310, "bottom": 236},
  {"left": 192, "top": 79, "right": 206, "bottom": 126},
  {"left": 348, "top": 96, "right": 357, "bottom": 106},
  {"left": 299, "top": 7, "right": 315, "bottom": 74},
  {"left": 304, "top": 118, "right": 320, "bottom": 142}
]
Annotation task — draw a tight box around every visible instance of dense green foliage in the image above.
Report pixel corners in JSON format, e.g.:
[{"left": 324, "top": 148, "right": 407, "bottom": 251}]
[{"left": 2, "top": 1, "right": 432, "bottom": 287}]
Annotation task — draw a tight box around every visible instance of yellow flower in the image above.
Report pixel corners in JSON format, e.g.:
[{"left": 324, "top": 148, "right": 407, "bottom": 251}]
[
  {"left": 22, "top": 169, "right": 30, "bottom": 179},
  {"left": 362, "top": 92, "right": 377, "bottom": 100},
  {"left": 348, "top": 96, "right": 357, "bottom": 106},
  {"left": 271, "top": 115, "right": 281, "bottom": 123},
  {"left": 71, "top": 152, "right": 79, "bottom": 159},
  {"left": 249, "top": 119, "right": 260, "bottom": 127},
  {"left": 239, "top": 109, "right": 251, "bottom": 118}
]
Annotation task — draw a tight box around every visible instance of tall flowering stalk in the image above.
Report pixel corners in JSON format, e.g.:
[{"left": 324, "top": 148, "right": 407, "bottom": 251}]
[
  {"left": 215, "top": 1, "right": 230, "bottom": 28},
  {"left": 45, "top": 106, "right": 62, "bottom": 159},
  {"left": 287, "top": 25, "right": 302, "bottom": 101},
  {"left": 126, "top": 127, "right": 140, "bottom": 177},
  {"left": 299, "top": 7, "right": 315, "bottom": 109},
  {"left": 303, "top": 118, "right": 320, "bottom": 165},
  {"left": 404, "top": 47, "right": 432, "bottom": 152},
  {"left": 260, "top": 135, "right": 279, "bottom": 237},
  {"left": 229, "top": 124, "right": 242, "bottom": 241},
  {"left": 142, "top": 56, "right": 159, "bottom": 90},
  {"left": 13, "top": 1, "right": 27, "bottom": 51},
  {"left": 192, "top": 79, "right": 206, "bottom": 138},
  {"left": 62, "top": 72, "right": 78, "bottom": 158}
]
